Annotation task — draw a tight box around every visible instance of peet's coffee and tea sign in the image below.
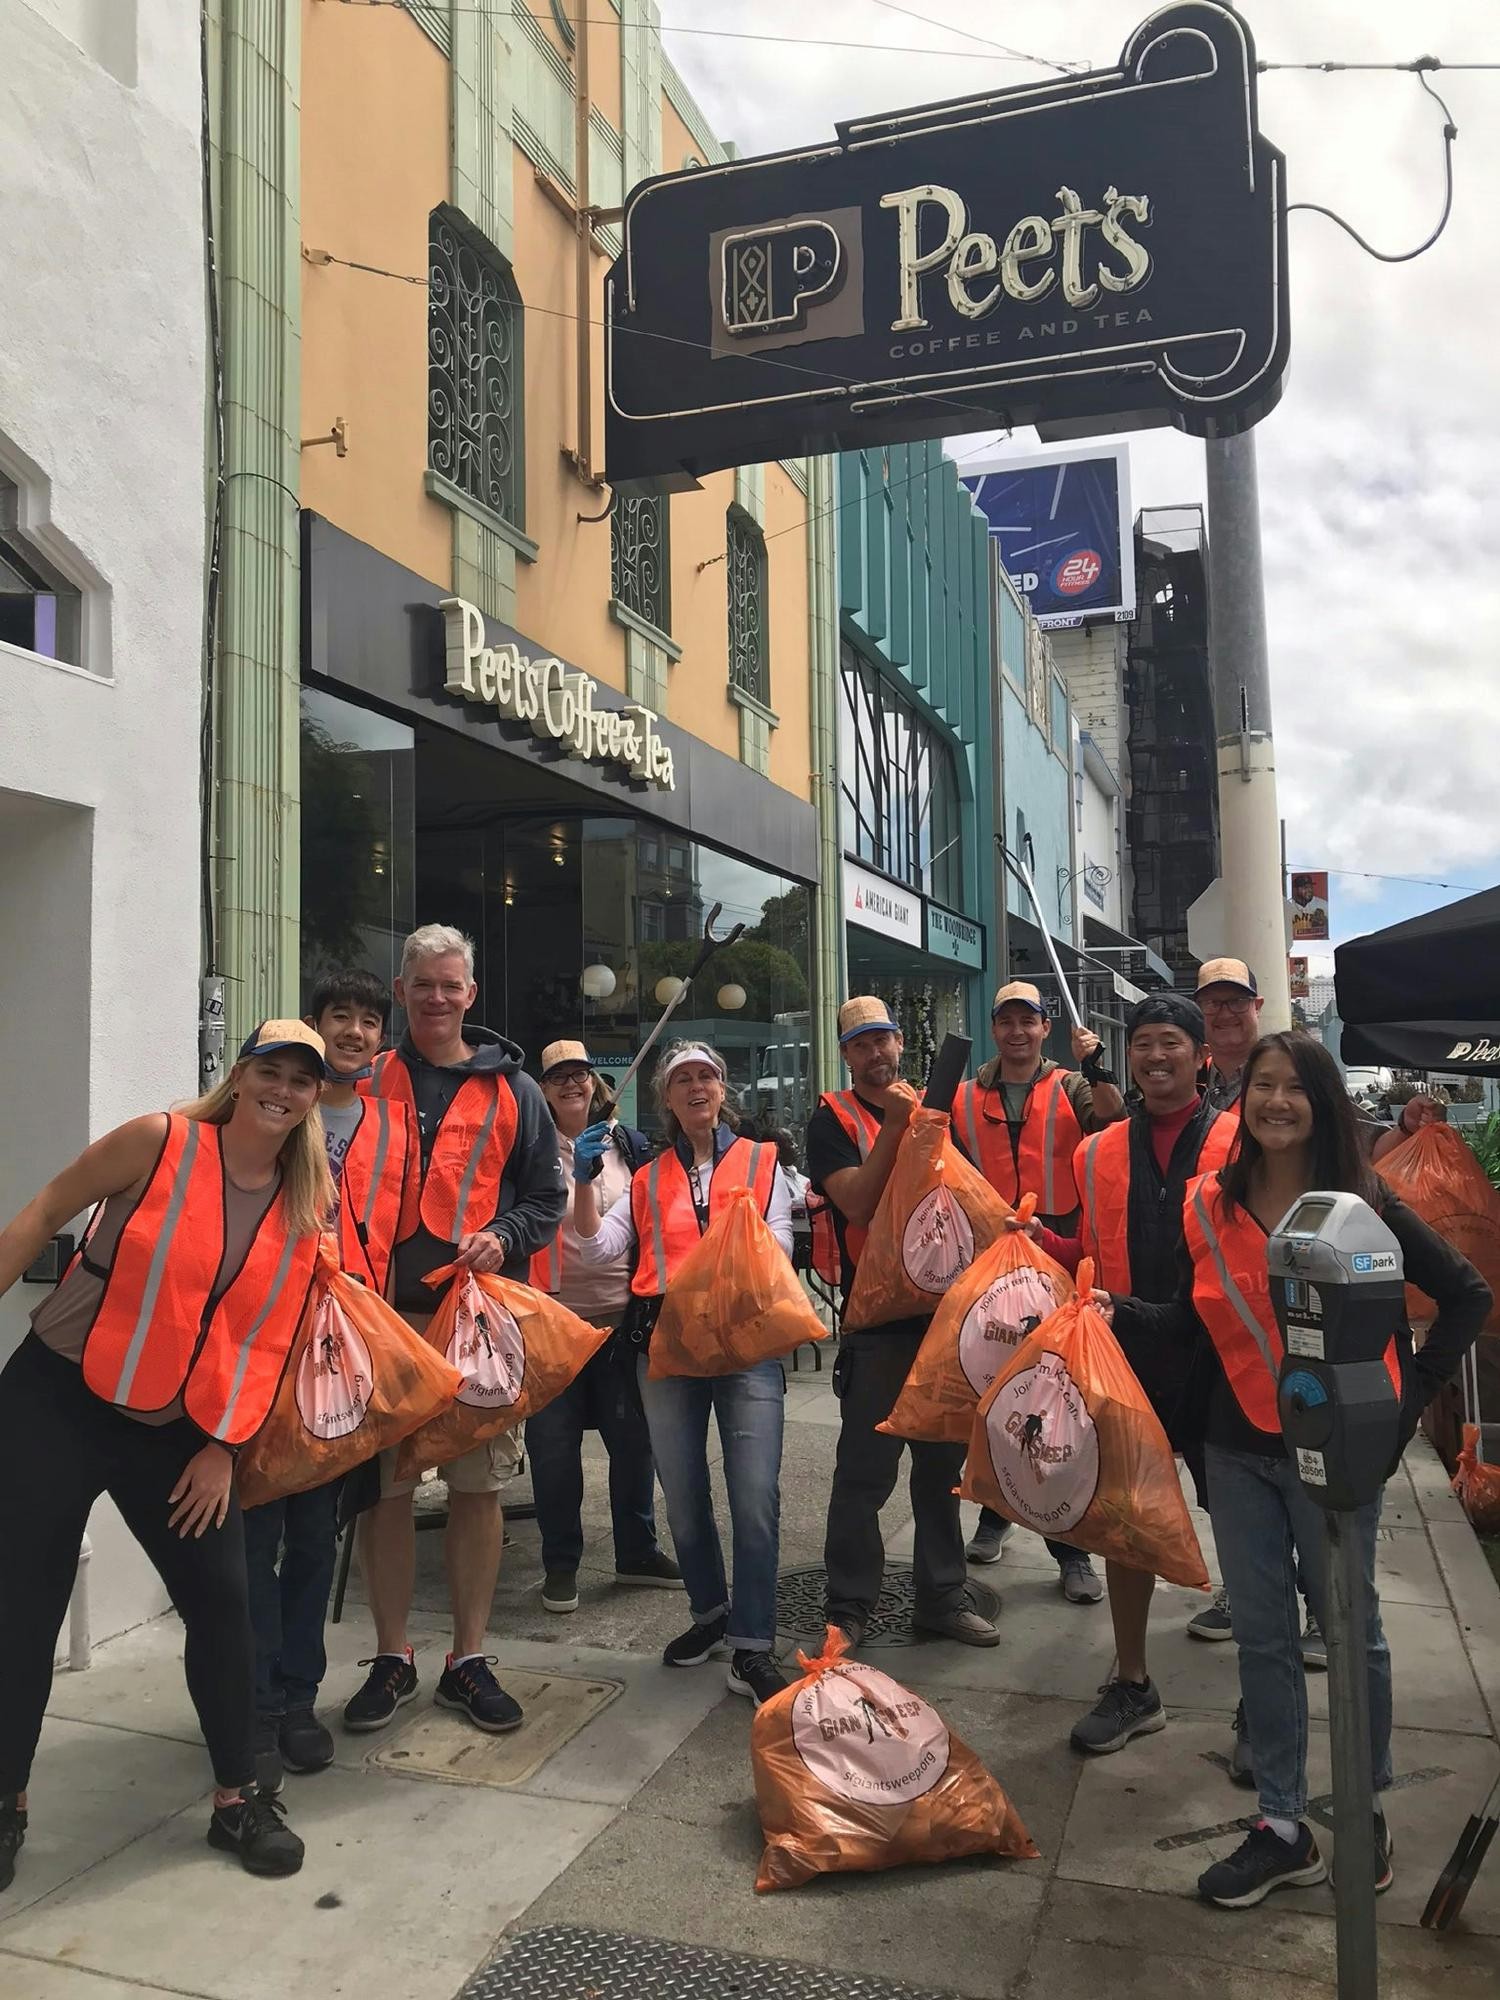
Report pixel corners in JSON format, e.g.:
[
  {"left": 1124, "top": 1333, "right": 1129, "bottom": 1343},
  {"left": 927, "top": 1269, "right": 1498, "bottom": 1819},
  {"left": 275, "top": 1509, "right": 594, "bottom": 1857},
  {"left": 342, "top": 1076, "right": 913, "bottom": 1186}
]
[
  {"left": 439, "top": 596, "right": 675, "bottom": 791},
  {"left": 606, "top": 2, "right": 1288, "bottom": 485}
]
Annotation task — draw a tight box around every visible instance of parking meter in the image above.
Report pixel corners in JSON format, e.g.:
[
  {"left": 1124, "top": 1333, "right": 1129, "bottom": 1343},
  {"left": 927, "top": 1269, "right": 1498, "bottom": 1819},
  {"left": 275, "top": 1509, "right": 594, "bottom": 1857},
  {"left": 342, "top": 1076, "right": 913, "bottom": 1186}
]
[{"left": 1268, "top": 1191, "right": 1405, "bottom": 1512}]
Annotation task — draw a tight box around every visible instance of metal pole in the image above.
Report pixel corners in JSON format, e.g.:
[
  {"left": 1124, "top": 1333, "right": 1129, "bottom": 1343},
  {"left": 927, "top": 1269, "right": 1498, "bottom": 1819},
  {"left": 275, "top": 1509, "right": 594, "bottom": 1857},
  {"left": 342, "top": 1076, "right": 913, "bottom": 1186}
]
[
  {"left": 1325, "top": 1510, "right": 1380, "bottom": 1999},
  {"left": 1203, "top": 433, "right": 1291, "bottom": 1030}
]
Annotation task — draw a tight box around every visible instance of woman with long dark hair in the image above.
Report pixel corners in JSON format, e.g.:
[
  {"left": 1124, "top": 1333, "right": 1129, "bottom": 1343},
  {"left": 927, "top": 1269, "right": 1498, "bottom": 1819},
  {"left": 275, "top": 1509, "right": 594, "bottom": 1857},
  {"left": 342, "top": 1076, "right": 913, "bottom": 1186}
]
[{"left": 1112, "top": 1031, "right": 1489, "bottom": 1910}]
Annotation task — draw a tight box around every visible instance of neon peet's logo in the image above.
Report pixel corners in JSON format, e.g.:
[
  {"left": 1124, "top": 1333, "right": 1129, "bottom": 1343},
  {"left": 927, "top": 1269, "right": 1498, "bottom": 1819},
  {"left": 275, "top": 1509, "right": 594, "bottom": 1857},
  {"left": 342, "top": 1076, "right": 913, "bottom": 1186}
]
[
  {"left": 1054, "top": 549, "right": 1103, "bottom": 596},
  {"left": 722, "top": 219, "right": 843, "bottom": 335}
]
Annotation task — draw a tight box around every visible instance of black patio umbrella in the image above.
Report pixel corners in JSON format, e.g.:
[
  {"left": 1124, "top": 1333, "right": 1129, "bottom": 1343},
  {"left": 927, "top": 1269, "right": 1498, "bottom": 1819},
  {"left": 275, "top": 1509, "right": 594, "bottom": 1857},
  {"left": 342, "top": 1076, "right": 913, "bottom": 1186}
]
[{"left": 1336, "top": 884, "right": 1500, "bottom": 1072}]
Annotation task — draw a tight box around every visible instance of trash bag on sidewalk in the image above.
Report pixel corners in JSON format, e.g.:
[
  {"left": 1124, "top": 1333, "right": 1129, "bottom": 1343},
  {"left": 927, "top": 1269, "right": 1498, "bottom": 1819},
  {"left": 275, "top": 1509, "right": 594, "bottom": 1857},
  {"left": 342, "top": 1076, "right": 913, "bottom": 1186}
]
[
  {"left": 1452, "top": 1422, "right": 1500, "bottom": 1533},
  {"left": 1376, "top": 1124, "right": 1500, "bottom": 1332},
  {"left": 844, "top": 1108, "right": 1013, "bottom": 1332},
  {"left": 238, "top": 1239, "right": 463, "bottom": 1507},
  {"left": 751, "top": 1626, "right": 1038, "bottom": 1893},
  {"left": 960, "top": 1260, "right": 1209, "bottom": 1589},
  {"left": 394, "top": 1263, "right": 612, "bottom": 1481},
  {"left": 878, "top": 1197, "right": 1074, "bottom": 1444},
  {"left": 648, "top": 1187, "right": 828, "bottom": 1379}
]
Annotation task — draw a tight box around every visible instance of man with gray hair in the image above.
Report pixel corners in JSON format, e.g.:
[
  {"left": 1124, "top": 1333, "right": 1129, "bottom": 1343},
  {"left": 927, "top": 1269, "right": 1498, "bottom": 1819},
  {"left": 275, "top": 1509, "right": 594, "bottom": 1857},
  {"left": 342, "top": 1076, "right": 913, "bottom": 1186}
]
[{"left": 343, "top": 925, "right": 565, "bottom": 1737}]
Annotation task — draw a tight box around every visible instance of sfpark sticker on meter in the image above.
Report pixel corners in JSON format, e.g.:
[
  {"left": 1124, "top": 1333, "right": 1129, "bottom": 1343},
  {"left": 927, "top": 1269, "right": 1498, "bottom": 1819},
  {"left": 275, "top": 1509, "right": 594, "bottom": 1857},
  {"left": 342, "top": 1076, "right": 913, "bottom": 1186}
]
[
  {"left": 1287, "top": 1324, "right": 1326, "bottom": 1360},
  {"left": 1297, "top": 1448, "right": 1329, "bottom": 1487},
  {"left": 1352, "top": 1252, "right": 1399, "bottom": 1274}
]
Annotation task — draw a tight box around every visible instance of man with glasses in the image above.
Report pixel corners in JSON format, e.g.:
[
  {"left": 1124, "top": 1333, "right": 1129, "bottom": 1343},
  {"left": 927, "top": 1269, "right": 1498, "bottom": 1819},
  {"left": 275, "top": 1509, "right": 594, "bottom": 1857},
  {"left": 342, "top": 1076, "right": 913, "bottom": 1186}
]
[{"left": 1196, "top": 958, "right": 1265, "bottom": 1118}]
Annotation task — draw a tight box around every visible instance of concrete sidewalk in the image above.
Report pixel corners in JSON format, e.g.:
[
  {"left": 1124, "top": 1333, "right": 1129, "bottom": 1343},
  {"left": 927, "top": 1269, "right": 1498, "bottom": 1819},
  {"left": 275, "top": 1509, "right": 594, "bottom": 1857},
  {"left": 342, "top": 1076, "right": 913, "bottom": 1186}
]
[{"left": 3, "top": 1360, "right": 1499, "bottom": 1999}]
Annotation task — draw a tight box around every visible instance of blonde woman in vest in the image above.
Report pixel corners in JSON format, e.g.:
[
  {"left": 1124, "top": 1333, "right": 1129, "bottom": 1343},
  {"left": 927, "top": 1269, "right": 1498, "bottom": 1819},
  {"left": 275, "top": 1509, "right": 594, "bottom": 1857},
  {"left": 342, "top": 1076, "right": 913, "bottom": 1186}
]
[
  {"left": 1112, "top": 1032, "right": 1489, "bottom": 1910},
  {"left": 573, "top": 1041, "right": 796, "bottom": 1706},
  {"left": 0, "top": 1023, "right": 337, "bottom": 1894},
  {"left": 527, "top": 1039, "right": 678, "bottom": 1615}
]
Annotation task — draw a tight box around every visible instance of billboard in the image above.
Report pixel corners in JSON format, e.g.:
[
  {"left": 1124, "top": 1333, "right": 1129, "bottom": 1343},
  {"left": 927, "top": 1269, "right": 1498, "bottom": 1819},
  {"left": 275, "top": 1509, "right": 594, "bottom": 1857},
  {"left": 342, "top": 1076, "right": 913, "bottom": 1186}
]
[
  {"left": 1290, "top": 871, "right": 1330, "bottom": 943},
  {"left": 962, "top": 444, "right": 1134, "bottom": 627},
  {"left": 605, "top": 3, "right": 1289, "bottom": 485}
]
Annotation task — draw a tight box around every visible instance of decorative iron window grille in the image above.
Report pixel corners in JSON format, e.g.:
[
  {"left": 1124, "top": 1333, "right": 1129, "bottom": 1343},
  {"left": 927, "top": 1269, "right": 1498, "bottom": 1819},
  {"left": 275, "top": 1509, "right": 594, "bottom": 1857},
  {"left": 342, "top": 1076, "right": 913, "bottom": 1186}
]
[
  {"left": 726, "top": 507, "right": 769, "bottom": 706},
  {"left": 428, "top": 209, "right": 523, "bottom": 529},
  {"left": 611, "top": 491, "right": 671, "bottom": 636},
  {"left": 837, "top": 640, "right": 962, "bottom": 906}
]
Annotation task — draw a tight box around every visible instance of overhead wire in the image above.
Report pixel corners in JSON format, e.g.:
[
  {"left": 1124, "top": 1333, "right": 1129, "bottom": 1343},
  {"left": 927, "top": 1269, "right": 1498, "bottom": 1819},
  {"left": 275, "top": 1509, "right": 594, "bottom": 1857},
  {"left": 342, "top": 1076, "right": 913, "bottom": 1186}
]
[{"left": 1286, "top": 66, "right": 1459, "bottom": 263}]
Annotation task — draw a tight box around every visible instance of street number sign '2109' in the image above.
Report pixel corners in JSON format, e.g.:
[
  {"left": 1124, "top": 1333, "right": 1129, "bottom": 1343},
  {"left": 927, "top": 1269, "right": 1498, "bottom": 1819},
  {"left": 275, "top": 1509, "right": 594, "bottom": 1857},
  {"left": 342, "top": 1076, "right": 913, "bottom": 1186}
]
[{"left": 605, "top": 2, "right": 1288, "bottom": 487}]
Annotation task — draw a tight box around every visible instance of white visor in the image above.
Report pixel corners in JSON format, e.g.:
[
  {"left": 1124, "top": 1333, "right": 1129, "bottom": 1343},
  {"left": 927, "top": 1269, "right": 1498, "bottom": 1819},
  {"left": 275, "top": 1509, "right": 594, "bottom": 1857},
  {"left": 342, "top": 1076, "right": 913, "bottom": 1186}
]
[{"left": 658, "top": 1045, "right": 725, "bottom": 1086}]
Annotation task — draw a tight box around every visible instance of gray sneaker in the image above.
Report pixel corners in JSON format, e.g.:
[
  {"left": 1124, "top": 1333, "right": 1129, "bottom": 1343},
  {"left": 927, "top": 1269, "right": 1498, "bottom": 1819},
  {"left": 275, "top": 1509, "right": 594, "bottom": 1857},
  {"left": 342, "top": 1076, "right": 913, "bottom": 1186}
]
[
  {"left": 1060, "top": 1556, "right": 1103, "bottom": 1604},
  {"left": 1189, "top": 1586, "right": 1233, "bottom": 1642},
  {"left": 966, "top": 1521, "right": 1010, "bottom": 1564},
  {"left": 914, "top": 1603, "right": 1001, "bottom": 1647},
  {"left": 1070, "top": 1677, "right": 1166, "bottom": 1754}
]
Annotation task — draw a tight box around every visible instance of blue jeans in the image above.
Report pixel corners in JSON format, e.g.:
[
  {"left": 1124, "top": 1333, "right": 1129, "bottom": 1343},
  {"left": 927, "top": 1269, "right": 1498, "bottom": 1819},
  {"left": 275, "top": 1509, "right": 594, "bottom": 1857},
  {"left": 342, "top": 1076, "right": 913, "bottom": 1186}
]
[
  {"left": 1206, "top": 1443, "right": 1393, "bottom": 1820},
  {"left": 638, "top": 1356, "right": 784, "bottom": 1651},
  {"left": 527, "top": 1339, "right": 661, "bottom": 1573},
  {"left": 243, "top": 1481, "right": 341, "bottom": 1721}
]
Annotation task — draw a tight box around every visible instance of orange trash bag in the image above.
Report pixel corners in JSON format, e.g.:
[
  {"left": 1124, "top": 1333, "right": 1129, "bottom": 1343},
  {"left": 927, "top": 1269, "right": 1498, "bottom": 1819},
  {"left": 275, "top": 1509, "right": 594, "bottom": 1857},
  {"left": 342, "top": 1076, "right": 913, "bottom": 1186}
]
[
  {"left": 751, "top": 1624, "right": 1038, "bottom": 1893},
  {"left": 844, "top": 1108, "right": 1013, "bottom": 1332},
  {"left": 648, "top": 1188, "right": 829, "bottom": 1380},
  {"left": 879, "top": 1197, "right": 1074, "bottom": 1444},
  {"left": 238, "top": 1239, "right": 464, "bottom": 1508},
  {"left": 1453, "top": 1423, "right": 1500, "bottom": 1533},
  {"left": 1377, "top": 1124, "right": 1500, "bottom": 1331},
  {"left": 394, "top": 1263, "right": 612, "bottom": 1481},
  {"left": 961, "top": 1260, "right": 1209, "bottom": 1589}
]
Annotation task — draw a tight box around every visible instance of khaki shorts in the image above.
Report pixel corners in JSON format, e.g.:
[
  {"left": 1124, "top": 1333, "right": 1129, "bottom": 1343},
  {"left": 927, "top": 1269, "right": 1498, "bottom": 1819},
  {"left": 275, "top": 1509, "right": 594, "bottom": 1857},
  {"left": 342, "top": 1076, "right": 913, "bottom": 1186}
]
[{"left": 377, "top": 1426, "right": 525, "bottom": 1500}]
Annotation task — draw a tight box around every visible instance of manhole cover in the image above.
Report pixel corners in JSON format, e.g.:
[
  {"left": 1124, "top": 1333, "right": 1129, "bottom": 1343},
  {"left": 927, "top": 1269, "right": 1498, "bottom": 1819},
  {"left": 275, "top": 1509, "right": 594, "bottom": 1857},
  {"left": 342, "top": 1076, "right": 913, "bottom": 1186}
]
[
  {"left": 459, "top": 1924, "right": 968, "bottom": 1999},
  {"left": 368, "top": 1669, "right": 621, "bottom": 1789},
  {"left": 776, "top": 1561, "right": 999, "bottom": 1649}
]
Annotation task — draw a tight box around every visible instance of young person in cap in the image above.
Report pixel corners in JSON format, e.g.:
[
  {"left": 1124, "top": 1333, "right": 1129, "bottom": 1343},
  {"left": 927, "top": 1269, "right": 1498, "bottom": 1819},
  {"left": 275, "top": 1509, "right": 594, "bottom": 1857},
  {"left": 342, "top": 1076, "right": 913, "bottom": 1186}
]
[
  {"left": 345, "top": 925, "right": 565, "bottom": 1738},
  {"left": 527, "top": 1038, "right": 679, "bottom": 1614},
  {"left": 0, "top": 1022, "right": 336, "bottom": 1890},
  {"left": 953, "top": 979, "right": 1123, "bottom": 1596},
  {"left": 573, "top": 1040, "right": 796, "bottom": 1705},
  {"left": 1112, "top": 1033, "right": 1489, "bottom": 1907},
  {"left": 245, "top": 970, "right": 419, "bottom": 1794},
  {"left": 1371, "top": 1091, "right": 1448, "bottom": 1165},
  {"left": 1197, "top": 958, "right": 1265, "bottom": 1118},
  {"left": 804, "top": 998, "right": 999, "bottom": 1652},
  {"left": 1065, "top": 993, "right": 1238, "bottom": 1755}
]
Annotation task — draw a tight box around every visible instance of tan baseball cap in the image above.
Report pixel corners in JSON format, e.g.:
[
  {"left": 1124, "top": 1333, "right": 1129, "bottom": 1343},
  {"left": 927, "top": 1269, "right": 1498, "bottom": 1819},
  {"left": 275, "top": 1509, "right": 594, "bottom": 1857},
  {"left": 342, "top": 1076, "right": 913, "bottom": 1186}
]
[
  {"left": 838, "top": 996, "right": 900, "bottom": 1044},
  {"left": 540, "top": 1038, "right": 594, "bottom": 1077},
  {"left": 991, "top": 980, "right": 1047, "bottom": 1018},
  {"left": 236, "top": 1019, "right": 333, "bottom": 1078},
  {"left": 1196, "top": 957, "right": 1259, "bottom": 996}
]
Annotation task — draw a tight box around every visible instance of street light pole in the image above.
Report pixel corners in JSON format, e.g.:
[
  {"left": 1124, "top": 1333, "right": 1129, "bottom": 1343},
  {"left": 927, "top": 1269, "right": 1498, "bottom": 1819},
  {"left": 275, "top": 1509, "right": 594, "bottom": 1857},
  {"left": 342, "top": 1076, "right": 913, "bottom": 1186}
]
[{"left": 1204, "top": 431, "right": 1291, "bottom": 1030}]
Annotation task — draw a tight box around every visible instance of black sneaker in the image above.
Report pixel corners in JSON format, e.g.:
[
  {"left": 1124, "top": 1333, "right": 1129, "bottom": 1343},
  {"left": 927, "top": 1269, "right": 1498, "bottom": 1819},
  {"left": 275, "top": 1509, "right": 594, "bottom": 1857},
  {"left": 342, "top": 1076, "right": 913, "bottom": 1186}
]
[
  {"left": 727, "top": 1650, "right": 789, "bottom": 1705},
  {"left": 1189, "top": 1586, "right": 1234, "bottom": 1642},
  {"left": 254, "top": 1717, "right": 285, "bottom": 1797},
  {"left": 1198, "top": 1819, "right": 1326, "bottom": 1908},
  {"left": 542, "top": 1568, "right": 580, "bottom": 1614},
  {"left": 615, "top": 1550, "right": 683, "bottom": 1589},
  {"left": 0, "top": 1795, "right": 26, "bottom": 1894},
  {"left": 435, "top": 1655, "right": 524, "bottom": 1733},
  {"left": 663, "top": 1612, "right": 730, "bottom": 1667},
  {"left": 1070, "top": 1677, "right": 1166, "bottom": 1754},
  {"left": 1229, "top": 1701, "right": 1255, "bottom": 1788},
  {"left": 1329, "top": 1810, "right": 1394, "bottom": 1895},
  {"left": 206, "top": 1790, "right": 305, "bottom": 1878},
  {"left": 280, "top": 1705, "right": 335, "bottom": 1774},
  {"left": 343, "top": 1652, "right": 418, "bottom": 1733}
]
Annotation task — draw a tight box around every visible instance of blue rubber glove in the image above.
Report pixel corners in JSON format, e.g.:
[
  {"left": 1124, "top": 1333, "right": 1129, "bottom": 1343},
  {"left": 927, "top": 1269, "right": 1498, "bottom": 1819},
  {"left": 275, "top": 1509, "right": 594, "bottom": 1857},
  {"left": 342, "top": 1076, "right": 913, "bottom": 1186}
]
[{"left": 572, "top": 1120, "right": 612, "bottom": 1184}]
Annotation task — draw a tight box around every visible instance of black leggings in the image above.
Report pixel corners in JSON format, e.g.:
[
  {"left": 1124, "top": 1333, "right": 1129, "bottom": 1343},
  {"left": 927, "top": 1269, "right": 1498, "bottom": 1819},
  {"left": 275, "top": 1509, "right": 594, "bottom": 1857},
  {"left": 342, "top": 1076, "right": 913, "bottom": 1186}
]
[{"left": 0, "top": 1336, "right": 256, "bottom": 1795}]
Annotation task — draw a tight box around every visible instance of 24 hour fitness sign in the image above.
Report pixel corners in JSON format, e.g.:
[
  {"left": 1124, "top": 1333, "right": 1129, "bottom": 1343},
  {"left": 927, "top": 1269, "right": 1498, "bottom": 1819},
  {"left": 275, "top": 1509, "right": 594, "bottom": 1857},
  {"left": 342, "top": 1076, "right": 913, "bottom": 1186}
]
[{"left": 606, "top": 3, "right": 1287, "bottom": 485}]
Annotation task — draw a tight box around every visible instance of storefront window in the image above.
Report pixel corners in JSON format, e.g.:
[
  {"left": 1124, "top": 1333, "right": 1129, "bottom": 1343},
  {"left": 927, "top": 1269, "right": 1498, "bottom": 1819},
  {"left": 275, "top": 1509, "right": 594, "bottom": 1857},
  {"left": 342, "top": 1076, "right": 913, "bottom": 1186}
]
[
  {"left": 299, "top": 689, "right": 415, "bottom": 1000},
  {"left": 838, "top": 640, "right": 963, "bottom": 907}
]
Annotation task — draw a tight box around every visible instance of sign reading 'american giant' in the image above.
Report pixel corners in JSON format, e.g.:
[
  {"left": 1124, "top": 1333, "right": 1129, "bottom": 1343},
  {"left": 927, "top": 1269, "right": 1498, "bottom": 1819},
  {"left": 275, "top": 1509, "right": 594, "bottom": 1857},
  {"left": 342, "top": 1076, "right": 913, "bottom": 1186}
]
[{"left": 606, "top": 3, "right": 1287, "bottom": 486}]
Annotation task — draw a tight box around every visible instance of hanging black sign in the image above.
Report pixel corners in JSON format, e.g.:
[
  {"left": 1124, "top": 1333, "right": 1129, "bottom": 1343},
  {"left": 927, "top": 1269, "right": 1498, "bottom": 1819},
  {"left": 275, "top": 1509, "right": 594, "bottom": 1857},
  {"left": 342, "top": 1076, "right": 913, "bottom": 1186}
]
[{"left": 606, "top": 2, "right": 1288, "bottom": 487}]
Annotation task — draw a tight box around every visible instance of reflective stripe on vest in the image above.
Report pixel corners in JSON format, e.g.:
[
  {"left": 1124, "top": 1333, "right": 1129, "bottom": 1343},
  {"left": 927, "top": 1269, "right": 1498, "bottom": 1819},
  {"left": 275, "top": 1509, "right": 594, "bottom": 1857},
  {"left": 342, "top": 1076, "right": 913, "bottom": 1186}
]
[
  {"left": 812, "top": 1091, "right": 882, "bottom": 1278},
  {"left": 81, "top": 1117, "right": 318, "bottom": 1444},
  {"left": 369, "top": 1051, "right": 519, "bottom": 1242},
  {"left": 1186, "top": 1173, "right": 1402, "bottom": 1433},
  {"left": 630, "top": 1137, "right": 778, "bottom": 1296},
  {"left": 955, "top": 1069, "right": 1082, "bottom": 1214},
  {"left": 1073, "top": 1109, "right": 1240, "bottom": 1297},
  {"left": 337, "top": 1097, "right": 417, "bottom": 1293}
]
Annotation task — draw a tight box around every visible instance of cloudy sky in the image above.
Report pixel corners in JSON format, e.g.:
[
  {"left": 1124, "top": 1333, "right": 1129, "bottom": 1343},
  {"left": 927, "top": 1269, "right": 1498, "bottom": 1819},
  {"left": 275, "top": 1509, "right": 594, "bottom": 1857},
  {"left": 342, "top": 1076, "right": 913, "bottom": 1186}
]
[{"left": 659, "top": 0, "right": 1498, "bottom": 970}]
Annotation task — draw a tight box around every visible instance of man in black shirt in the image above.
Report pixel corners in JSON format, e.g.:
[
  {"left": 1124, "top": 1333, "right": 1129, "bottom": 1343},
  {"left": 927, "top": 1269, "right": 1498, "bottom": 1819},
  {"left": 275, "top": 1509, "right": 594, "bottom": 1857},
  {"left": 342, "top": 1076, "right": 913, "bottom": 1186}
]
[{"left": 805, "top": 997, "right": 999, "bottom": 1650}]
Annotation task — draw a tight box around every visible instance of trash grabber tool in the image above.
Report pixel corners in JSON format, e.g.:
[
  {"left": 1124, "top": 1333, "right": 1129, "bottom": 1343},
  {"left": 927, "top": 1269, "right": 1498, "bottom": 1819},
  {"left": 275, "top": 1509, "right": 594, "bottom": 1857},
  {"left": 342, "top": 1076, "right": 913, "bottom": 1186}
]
[
  {"left": 997, "top": 833, "right": 1084, "bottom": 1031},
  {"left": 613, "top": 900, "right": 746, "bottom": 1103}
]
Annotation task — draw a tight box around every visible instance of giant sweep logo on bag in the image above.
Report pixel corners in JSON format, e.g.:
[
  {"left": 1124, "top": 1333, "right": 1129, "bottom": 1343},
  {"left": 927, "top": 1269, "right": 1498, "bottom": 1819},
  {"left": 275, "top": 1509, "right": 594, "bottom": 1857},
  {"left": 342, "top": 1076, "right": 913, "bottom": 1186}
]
[
  {"left": 957, "top": 1266, "right": 1058, "bottom": 1396},
  {"left": 792, "top": 1662, "right": 950, "bottom": 1805},
  {"left": 294, "top": 1296, "right": 374, "bottom": 1441},
  {"left": 901, "top": 1187, "right": 975, "bottom": 1293},
  {"left": 985, "top": 1350, "right": 1100, "bottom": 1534},
  {"left": 447, "top": 1279, "right": 526, "bottom": 1409}
]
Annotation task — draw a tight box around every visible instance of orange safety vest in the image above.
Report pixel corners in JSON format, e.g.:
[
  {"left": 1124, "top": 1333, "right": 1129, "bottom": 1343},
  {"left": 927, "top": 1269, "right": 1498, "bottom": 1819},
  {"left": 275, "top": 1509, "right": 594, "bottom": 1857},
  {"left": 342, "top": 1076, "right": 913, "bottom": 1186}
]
[
  {"left": 80, "top": 1116, "right": 319, "bottom": 1446},
  {"left": 1074, "top": 1109, "right": 1239, "bottom": 1295},
  {"left": 807, "top": 1091, "right": 883, "bottom": 1284},
  {"left": 336, "top": 1096, "right": 420, "bottom": 1294},
  {"left": 367, "top": 1048, "right": 518, "bottom": 1244},
  {"left": 630, "top": 1136, "right": 778, "bottom": 1297},
  {"left": 1184, "top": 1171, "right": 1402, "bottom": 1433},
  {"left": 952, "top": 1067, "right": 1083, "bottom": 1215}
]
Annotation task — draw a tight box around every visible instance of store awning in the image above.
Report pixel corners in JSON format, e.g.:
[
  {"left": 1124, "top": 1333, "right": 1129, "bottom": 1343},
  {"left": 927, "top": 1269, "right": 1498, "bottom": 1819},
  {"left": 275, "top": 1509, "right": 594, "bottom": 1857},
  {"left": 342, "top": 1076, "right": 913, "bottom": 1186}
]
[
  {"left": 1336, "top": 884, "right": 1500, "bottom": 1073},
  {"left": 1082, "top": 915, "right": 1174, "bottom": 988}
]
